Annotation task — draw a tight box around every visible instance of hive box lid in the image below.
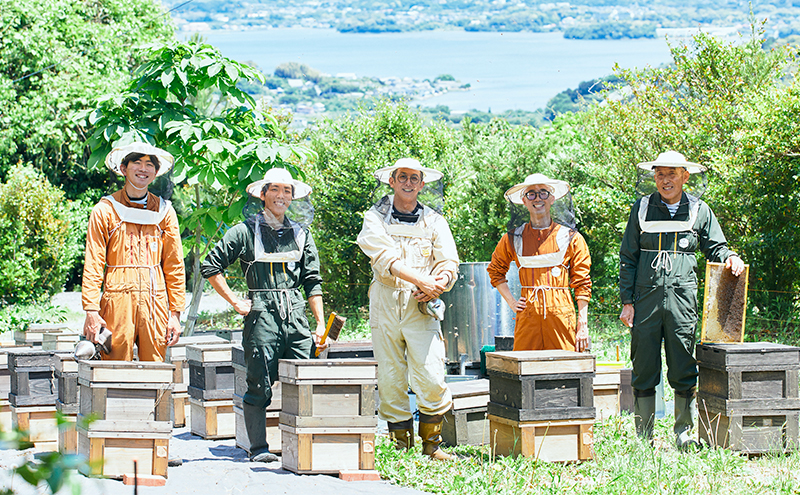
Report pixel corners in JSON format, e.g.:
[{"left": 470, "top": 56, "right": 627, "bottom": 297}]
[
  {"left": 485, "top": 351, "right": 595, "bottom": 376},
  {"left": 232, "top": 345, "right": 245, "bottom": 367},
  {"left": 0, "top": 346, "right": 33, "bottom": 368},
  {"left": 278, "top": 359, "right": 377, "bottom": 382},
  {"left": 448, "top": 379, "right": 490, "bottom": 410},
  {"left": 185, "top": 343, "right": 233, "bottom": 363},
  {"left": 78, "top": 360, "right": 174, "bottom": 384},
  {"left": 54, "top": 354, "right": 79, "bottom": 374},
  {"left": 697, "top": 342, "right": 800, "bottom": 368},
  {"left": 166, "top": 335, "right": 227, "bottom": 361}
]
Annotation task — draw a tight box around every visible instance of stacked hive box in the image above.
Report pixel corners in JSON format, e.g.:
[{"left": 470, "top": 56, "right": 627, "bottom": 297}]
[
  {"left": 0, "top": 346, "right": 31, "bottom": 432},
  {"left": 594, "top": 362, "right": 624, "bottom": 421},
  {"left": 232, "top": 345, "right": 282, "bottom": 454},
  {"left": 188, "top": 343, "right": 235, "bottom": 439},
  {"left": 697, "top": 342, "right": 800, "bottom": 453},
  {"left": 442, "top": 379, "right": 490, "bottom": 447},
  {"left": 77, "top": 361, "right": 174, "bottom": 479},
  {"left": 486, "top": 351, "right": 596, "bottom": 462},
  {"left": 8, "top": 349, "right": 68, "bottom": 451},
  {"left": 42, "top": 333, "right": 80, "bottom": 351},
  {"left": 166, "top": 335, "right": 226, "bottom": 428},
  {"left": 14, "top": 324, "right": 67, "bottom": 347},
  {"left": 54, "top": 354, "right": 79, "bottom": 453},
  {"left": 279, "top": 359, "right": 378, "bottom": 474}
]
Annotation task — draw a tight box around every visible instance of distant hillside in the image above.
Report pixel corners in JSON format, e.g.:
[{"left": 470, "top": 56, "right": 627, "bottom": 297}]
[{"left": 165, "top": 0, "right": 800, "bottom": 39}]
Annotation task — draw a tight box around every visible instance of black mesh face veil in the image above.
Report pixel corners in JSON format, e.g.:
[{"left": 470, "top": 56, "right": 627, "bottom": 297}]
[
  {"left": 371, "top": 177, "right": 444, "bottom": 215},
  {"left": 241, "top": 192, "right": 315, "bottom": 231},
  {"left": 506, "top": 191, "right": 577, "bottom": 234},
  {"left": 636, "top": 168, "right": 708, "bottom": 202}
]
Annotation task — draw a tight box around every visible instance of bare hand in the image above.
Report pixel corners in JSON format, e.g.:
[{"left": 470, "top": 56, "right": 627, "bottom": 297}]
[
  {"left": 575, "top": 319, "right": 590, "bottom": 352},
  {"left": 83, "top": 311, "right": 106, "bottom": 344},
  {"left": 232, "top": 299, "right": 252, "bottom": 316},
  {"left": 166, "top": 313, "right": 182, "bottom": 347},
  {"left": 619, "top": 304, "right": 634, "bottom": 329},
  {"left": 726, "top": 256, "right": 745, "bottom": 277},
  {"left": 314, "top": 323, "right": 330, "bottom": 351},
  {"left": 511, "top": 296, "right": 526, "bottom": 313},
  {"left": 413, "top": 275, "right": 441, "bottom": 302}
]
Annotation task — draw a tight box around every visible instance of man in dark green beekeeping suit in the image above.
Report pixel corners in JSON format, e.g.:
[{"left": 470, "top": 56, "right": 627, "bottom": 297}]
[
  {"left": 618, "top": 151, "right": 744, "bottom": 449},
  {"left": 201, "top": 167, "right": 326, "bottom": 463}
]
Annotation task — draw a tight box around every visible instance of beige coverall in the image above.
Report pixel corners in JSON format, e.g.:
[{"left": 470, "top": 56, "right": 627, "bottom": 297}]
[
  {"left": 357, "top": 196, "right": 459, "bottom": 423},
  {"left": 82, "top": 190, "right": 186, "bottom": 361}
]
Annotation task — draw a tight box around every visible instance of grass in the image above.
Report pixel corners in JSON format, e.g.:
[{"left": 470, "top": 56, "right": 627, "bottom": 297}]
[{"left": 376, "top": 414, "right": 800, "bottom": 494}]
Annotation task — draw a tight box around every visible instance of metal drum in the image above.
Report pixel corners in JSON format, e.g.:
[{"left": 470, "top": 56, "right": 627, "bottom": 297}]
[{"left": 440, "top": 262, "right": 521, "bottom": 367}]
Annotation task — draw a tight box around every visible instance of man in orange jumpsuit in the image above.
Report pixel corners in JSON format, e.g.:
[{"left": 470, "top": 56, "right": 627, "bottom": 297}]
[
  {"left": 487, "top": 173, "right": 592, "bottom": 351},
  {"left": 82, "top": 142, "right": 185, "bottom": 362}
]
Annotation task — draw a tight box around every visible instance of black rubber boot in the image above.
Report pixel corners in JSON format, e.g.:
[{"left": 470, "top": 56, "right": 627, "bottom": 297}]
[
  {"left": 418, "top": 413, "right": 455, "bottom": 461},
  {"left": 244, "top": 402, "right": 277, "bottom": 463},
  {"left": 634, "top": 388, "right": 656, "bottom": 443}
]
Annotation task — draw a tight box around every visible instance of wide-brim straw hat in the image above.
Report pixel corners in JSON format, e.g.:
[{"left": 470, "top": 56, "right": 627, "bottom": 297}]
[
  {"left": 246, "top": 167, "right": 312, "bottom": 199},
  {"left": 105, "top": 142, "right": 174, "bottom": 177},
  {"left": 637, "top": 151, "right": 706, "bottom": 174},
  {"left": 504, "top": 173, "right": 570, "bottom": 205},
  {"left": 373, "top": 158, "right": 443, "bottom": 184}
]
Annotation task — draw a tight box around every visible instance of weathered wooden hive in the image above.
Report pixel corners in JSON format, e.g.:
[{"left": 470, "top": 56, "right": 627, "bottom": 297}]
[
  {"left": 697, "top": 342, "right": 800, "bottom": 453},
  {"left": 486, "top": 350, "right": 595, "bottom": 462},
  {"left": 166, "top": 335, "right": 226, "bottom": 428},
  {"left": 231, "top": 344, "right": 282, "bottom": 454},
  {"left": 278, "top": 358, "right": 377, "bottom": 475},
  {"left": 187, "top": 343, "right": 235, "bottom": 440},
  {"left": 54, "top": 353, "right": 79, "bottom": 454},
  {"left": 77, "top": 360, "right": 174, "bottom": 479},
  {"left": 442, "top": 378, "right": 490, "bottom": 447},
  {"left": 594, "top": 362, "right": 624, "bottom": 421}
]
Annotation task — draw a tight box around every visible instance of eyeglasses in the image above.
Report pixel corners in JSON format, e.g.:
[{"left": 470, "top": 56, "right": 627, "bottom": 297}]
[
  {"left": 396, "top": 174, "right": 422, "bottom": 185},
  {"left": 525, "top": 189, "right": 551, "bottom": 200}
]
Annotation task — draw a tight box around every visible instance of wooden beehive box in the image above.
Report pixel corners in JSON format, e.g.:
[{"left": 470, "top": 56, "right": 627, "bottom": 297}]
[
  {"left": 166, "top": 335, "right": 226, "bottom": 394},
  {"left": 488, "top": 414, "right": 594, "bottom": 462},
  {"left": 170, "top": 392, "right": 190, "bottom": 428},
  {"left": 8, "top": 349, "right": 60, "bottom": 407},
  {"left": 278, "top": 359, "right": 377, "bottom": 428},
  {"left": 280, "top": 424, "right": 375, "bottom": 474},
  {"left": 54, "top": 354, "right": 79, "bottom": 414},
  {"left": 58, "top": 413, "right": 77, "bottom": 454},
  {"left": 700, "top": 262, "right": 749, "bottom": 343},
  {"left": 594, "top": 362, "right": 623, "bottom": 421},
  {"left": 234, "top": 405, "right": 281, "bottom": 454},
  {"left": 697, "top": 342, "right": 800, "bottom": 413},
  {"left": 486, "top": 351, "right": 595, "bottom": 422},
  {"left": 12, "top": 404, "right": 58, "bottom": 451},
  {"left": 42, "top": 333, "right": 80, "bottom": 351},
  {"left": 189, "top": 397, "right": 235, "bottom": 439},
  {"left": 78, "top": 422, "right": 171, "bottom": 479},
  {"left": 78, "top": 361, "right": 173, "bottom": 430},
  {"left": 14, "top": 324, "right": 67, "bottom": 346},
  {"left": 0, "top": 398, "right": 11, "bottom": 432},
  {"left": 442, "top": 379, "right": 490, "bottom": 447},
  {"left": 698, "top": 408, "right": 799, "bottom": 454},
  {"left": 0, "top": 346, "right": 32, "bottom": 400},
  {"left": 187, "top": 344, "right": 234, "bottom": 401}
]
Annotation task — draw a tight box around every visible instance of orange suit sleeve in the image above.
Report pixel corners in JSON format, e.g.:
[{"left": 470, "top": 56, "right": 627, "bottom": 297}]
[
  {"left": 160, "top": 206, "right": 186, "bottom": 313},
  {"left": 568, "top": 232, "right": 592, "bottom": 302},
  {"left": 487, "top": 233, "right": 516, "bottom": 288},
  {"left": 81, "top": 202, "right": 111, "bottom": 312}
]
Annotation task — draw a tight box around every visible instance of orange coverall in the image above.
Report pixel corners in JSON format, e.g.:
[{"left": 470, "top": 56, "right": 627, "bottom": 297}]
[
  {"left": 81, "top": 190, "right": 185, "bottom": 361},
  {"left": 487, "top": 223, "right": 592, "bottom": 351}
]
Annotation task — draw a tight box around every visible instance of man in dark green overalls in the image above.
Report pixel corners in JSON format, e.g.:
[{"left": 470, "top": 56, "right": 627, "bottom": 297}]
[
  {"left": 619, "top": 151, "right": 744, "bottom": 448},
  {"left": 202, "top": 168, "right": 326, "bottom": 462}
]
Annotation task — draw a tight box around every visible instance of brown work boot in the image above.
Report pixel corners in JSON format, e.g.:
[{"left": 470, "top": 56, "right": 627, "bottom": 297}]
[
  {"left": 387, "top": 419, "right": 415, "bottom": 450},
  {"left": 418, "top": 413, "right": 455, "bottom": 461}
]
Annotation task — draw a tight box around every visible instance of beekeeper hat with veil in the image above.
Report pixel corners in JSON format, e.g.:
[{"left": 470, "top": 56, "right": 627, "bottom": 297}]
[
  {"left": 369, "top": 157, "right": 445, "bottom": 220},
  {"left": 242, "top": 167, "right": 314, "bottom": 270},
  {"left": 635, "top": 150, "right": 708, "bottom": 231},
  {"left": 504, "top": 172, "right": 576, "bottom": 233}
]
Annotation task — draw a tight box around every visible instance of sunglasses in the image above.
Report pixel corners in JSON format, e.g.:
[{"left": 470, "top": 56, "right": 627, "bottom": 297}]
[{"left": 525, "top": 189, "right": 551, "bottom": 200}]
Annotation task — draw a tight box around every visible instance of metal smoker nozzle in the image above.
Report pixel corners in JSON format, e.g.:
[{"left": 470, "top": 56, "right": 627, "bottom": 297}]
[{"left": 73, "top": 327, "right": 113, "bottom": 360}]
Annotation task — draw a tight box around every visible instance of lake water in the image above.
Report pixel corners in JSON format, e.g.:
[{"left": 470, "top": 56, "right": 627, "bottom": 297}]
[{"left": 198, "top": 28, "right": 675, "bottom": 112}]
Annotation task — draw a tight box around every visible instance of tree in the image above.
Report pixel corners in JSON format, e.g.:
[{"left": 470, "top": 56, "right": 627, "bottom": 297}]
[
  {"left": 79, "top": 40, "right": 315, "bottom": 334},
  {"left": 0, "top": 0, "right": 173, "bottom": 200}
]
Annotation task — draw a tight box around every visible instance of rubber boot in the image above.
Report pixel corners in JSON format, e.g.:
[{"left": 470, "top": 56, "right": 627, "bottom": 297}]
[
  {"left": 418, "top": 413, "right": 455, "bottom": 461},
  {"left": 243, "top": 402, "right": 278, "bottom": 463},
  {"left": 674, "top": 390, "right": 699, "bottom": 450},
  {"left": 387, "top": 419, "right": 415, "bottom": 451},
  {"left": 634, "top": 390, "right": 656, "bottom": 443}
]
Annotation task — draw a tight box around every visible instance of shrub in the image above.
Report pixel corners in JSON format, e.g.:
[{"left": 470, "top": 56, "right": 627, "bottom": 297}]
[{"left": 0, "top": 165, "right": 84, "bottom": 304}]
